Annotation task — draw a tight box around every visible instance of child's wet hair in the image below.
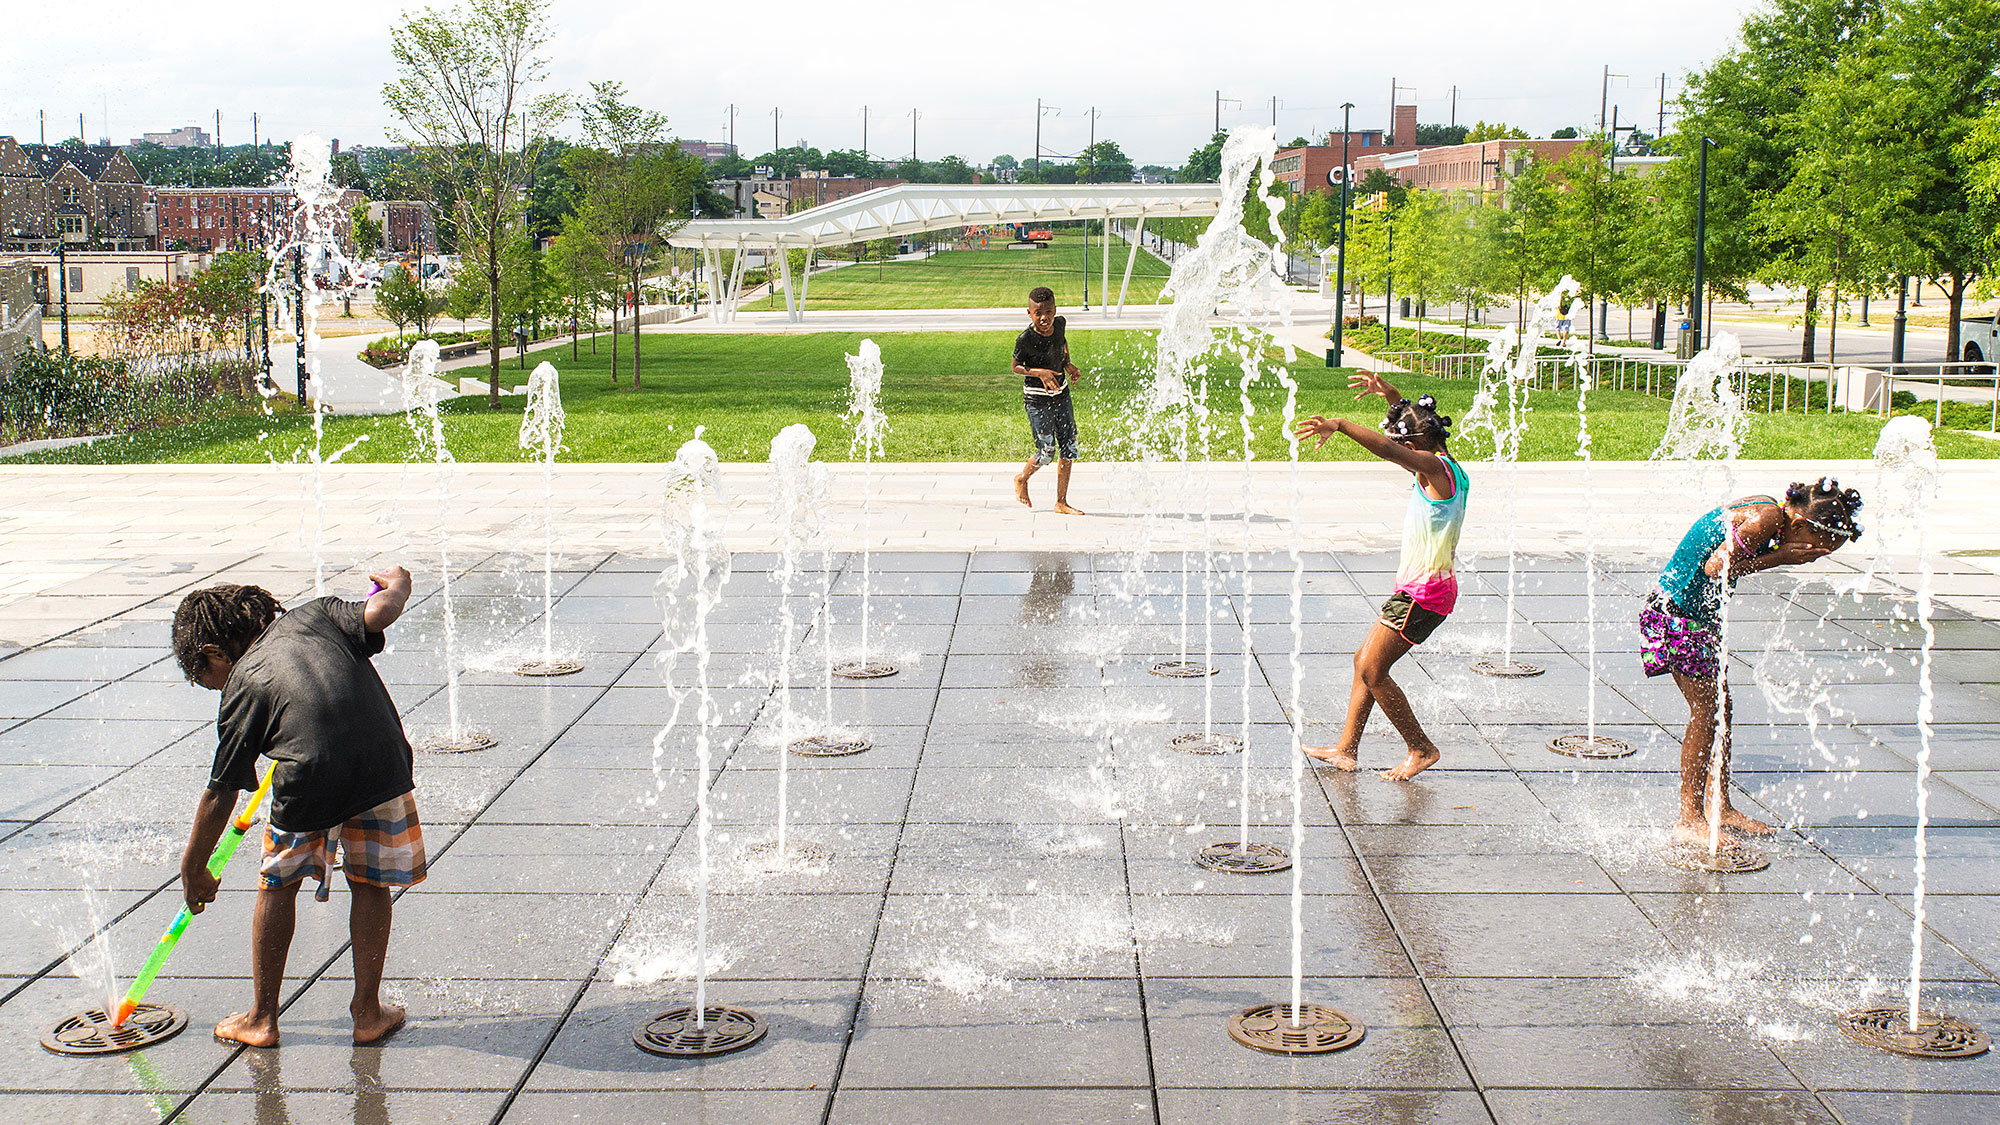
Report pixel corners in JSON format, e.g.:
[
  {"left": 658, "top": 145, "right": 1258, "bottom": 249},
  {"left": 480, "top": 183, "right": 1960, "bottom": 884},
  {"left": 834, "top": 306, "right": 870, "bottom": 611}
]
[
  {"left": 1028, "top": 286, "right": 1055, "bottom": 305},
  {"left": 1386, "top": 394, "right": 1452, "bottom": 447},
  {"left": 173, "top": 584, "right": 284, "bottom": 681},
  {"left": 1785, "top": 477, "right": 1865, "bottom": 544}
]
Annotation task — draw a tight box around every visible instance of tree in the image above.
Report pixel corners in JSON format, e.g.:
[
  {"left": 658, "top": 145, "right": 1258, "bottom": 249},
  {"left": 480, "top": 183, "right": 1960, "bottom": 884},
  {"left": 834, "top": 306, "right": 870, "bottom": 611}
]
[
  {"left": 382, "top": 0, "right": 567, "bottom": 408},
  {"left": 1859, "top": 0, "right": 2000, "bottom": 361},
  {"left": 1545, "top": 140, "right": 1629, "bottom": 340},
  {"left": 1416, "top": 124, "right": 1469, "bottom": 146},
  {"left": 567, "top": 81, "right": 698, "bottom": 388},
  {"left": 1355, "top": 168, "right": 1407, "bottom": 207},
  {"left": 1077, "top": 140, "right": 1135, "bottom": 183},
  {"left": 1180, "top": 132, "right": 1226, "bottom": 183},
  {"left": 1465, "top": 122, "right": 1529, "bottom": 142},
  {"left": 1550, "top": 126, "right": 1580, "bottom": 140},
  {"left": 991, "top": 154, "right": 1018, "bottom": 171},
  {"left": 376, "top": 263, "right": 434, "bottom": 335},
  {"left": 349, "top": 203, "right": 384, "bottom": 258},
  {"left": 443, "top": 265, "right": 485, "bottom": 330},
  {"left": 1287, "top": 136, "right": 1313, "bottom": 148},
  {"left": 1674, "top": 0, "right": 1880, "bottom": 359}
]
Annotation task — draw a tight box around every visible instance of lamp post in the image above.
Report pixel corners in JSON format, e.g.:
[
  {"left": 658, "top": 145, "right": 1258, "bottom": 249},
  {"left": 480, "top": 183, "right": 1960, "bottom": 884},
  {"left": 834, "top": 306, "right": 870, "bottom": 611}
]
[
  {"left": 293, "top": 247, "right": 306, "bottom": 403},
  {"left": 1690, "top": 136, "right": 1715, "bottom": 349},
  {"left": 1327, "top": 102, "right": 1354, "bottom": 368},
  {"left": 1891, "top": 274, "right": 1908, "bottom": 374},
  {"left": 55, "top": 232, "right": 71, "bottom": 355}
]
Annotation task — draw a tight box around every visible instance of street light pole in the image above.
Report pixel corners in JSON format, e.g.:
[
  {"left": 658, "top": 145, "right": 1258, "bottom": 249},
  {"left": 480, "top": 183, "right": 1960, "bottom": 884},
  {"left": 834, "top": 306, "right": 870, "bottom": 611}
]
[
  {"left": 1891, "top": 274, "right": 1908, "bottom": 374},
  {"left": 1328, "top": 102, "right": 1353, "bottom": 368},
  {"left": 1691, "top": 136, "right": 1714, "bottom": 349},
  {"left": 55, "top": 234, "right": 70, "bottom": 354},
  {"left": 293, "top": 247, "right": 306, "bottom": 403}
]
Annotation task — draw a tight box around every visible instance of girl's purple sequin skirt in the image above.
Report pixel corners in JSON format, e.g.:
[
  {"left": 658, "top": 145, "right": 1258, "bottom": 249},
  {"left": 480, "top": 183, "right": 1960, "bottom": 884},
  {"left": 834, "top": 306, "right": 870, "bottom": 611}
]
[{"left": 1639, "top": 598, "right": 1720, "bottom": 680}]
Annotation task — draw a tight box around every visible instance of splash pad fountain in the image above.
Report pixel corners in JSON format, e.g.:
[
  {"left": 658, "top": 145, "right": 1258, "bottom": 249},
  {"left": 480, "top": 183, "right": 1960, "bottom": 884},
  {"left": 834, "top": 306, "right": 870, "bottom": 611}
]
[
  {"left": 400, "top": 341, "right": 495, "bottom": 753},
  {"left": 635, "top": 432, "right": 767, "bottom": 1057},
  {"left": 1836, "top": 417, "right": 1988, "bottom": 1058},
  {"left": 831, "top": 340, "right": 897, "bottom": 681},
  {"left": 514, "top": 361, "right": 583, "bottom": 677},
  {"left": 1459, "top": 281, "right": 1582, "bottom": 680}
]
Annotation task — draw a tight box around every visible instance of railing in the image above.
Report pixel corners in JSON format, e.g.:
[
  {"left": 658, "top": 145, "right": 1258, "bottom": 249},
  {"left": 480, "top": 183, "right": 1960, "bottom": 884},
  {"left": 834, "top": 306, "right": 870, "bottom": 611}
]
[{"left": 1879, "top": 361, "right": 2000, "bottom": 431}]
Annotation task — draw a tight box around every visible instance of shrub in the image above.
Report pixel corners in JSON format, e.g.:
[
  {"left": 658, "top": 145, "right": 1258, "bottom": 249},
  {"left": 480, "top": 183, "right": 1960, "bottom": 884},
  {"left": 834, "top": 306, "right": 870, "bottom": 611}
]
[{"left": 1, "top": 350, "right": 269, "bottom": 442}]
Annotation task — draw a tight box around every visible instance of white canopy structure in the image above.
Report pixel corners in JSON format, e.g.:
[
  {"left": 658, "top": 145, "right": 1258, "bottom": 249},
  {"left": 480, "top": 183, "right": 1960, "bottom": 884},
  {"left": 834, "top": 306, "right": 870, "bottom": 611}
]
[{"left": 665, "top": 182, "right": 1224, "bottom": 322}]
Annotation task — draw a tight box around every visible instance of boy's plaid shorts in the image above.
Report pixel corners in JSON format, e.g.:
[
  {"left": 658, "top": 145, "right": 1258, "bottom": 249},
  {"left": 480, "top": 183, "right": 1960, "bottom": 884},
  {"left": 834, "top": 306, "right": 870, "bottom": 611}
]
[{"left": 260, "top": 791, "right": 426, "bottom": 902}]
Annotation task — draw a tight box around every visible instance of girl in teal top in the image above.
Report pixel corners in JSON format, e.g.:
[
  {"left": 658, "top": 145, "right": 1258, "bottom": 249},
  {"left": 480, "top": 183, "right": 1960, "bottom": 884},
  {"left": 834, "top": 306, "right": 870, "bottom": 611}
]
[
  {"left": 1294, "top": 371, "right": 1464, "bottom": 782},
  {"left": 1642, "top": 479, "right": 1864, "bottom": 848}
]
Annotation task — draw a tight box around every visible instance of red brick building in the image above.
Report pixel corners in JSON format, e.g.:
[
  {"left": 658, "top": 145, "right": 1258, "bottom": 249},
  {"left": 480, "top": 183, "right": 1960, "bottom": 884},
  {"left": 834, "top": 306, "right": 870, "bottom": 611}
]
[
  {"left": 151, "top": 186, "right": 366, "bottom": 253},
  {"left": 1352, "top": 139, "right": 1587, "bottom": 205},
  {"left": 784, "top": 175, "right": 907, "bottom": 209},
  {"left": 1271, "top": 119, "right": 1432, "bottom": 198}
]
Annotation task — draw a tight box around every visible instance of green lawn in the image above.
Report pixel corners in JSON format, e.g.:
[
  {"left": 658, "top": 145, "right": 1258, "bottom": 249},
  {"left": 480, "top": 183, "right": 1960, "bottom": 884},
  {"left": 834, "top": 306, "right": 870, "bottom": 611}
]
[
  {"left": 17, "top": 329, "right": 1996, "bottom": 465},
  {"left": 740, "top": 233, "right": 1171, "bottom": 312}
]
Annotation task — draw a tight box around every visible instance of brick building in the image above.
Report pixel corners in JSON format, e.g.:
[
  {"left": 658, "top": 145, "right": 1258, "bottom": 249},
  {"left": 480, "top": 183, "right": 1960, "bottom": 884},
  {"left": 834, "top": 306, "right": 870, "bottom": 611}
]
[
  {"left": 785, "top": 174, "right": 907, "bottom": 210},
  {"left": 1353, "top": 138, "right": 1588, "bottom": 205},
  {"left": 152, "top": 186, "right": 367, "bottom": 253},
  {"left": 365, "top": 200, "right": 436, "bottom": 253},
  {"left": 0, "top": 136, "right": 154, "bottom": 254},
  {"left": 1271, "top": 118, "right": 1433, "bottom": 198},
  {"left": 129, "top": 126, "right": 212, "bottom": 149}
]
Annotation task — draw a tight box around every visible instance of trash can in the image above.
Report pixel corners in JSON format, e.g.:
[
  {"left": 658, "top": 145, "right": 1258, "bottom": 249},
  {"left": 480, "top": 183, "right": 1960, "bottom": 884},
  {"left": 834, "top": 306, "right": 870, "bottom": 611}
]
[
  {"left": 1676, "top": 321, "right": 1696, "bottom": 361},
  {"left": 1399, "top": 297, "right": 1412, "bottom": 319}
]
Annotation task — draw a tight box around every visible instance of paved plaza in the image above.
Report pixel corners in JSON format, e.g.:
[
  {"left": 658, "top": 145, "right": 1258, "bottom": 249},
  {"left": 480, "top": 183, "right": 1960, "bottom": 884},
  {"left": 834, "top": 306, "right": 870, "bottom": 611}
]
[{"left": 2, "top": 461, "right": 1999, "bottom": 1123}]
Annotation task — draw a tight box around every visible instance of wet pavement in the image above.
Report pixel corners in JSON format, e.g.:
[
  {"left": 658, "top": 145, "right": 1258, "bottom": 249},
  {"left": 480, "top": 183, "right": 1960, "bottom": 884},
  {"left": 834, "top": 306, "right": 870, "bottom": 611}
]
[{"left": 1, "top": 546, "right": 1997, "bottom": 1124}]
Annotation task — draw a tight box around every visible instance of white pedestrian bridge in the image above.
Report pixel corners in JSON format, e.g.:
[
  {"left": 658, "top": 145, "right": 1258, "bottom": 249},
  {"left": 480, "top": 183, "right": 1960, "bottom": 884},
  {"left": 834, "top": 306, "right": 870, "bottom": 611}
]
[{"left": 664, "top": 182, "right": 1224, "bottom": 322}]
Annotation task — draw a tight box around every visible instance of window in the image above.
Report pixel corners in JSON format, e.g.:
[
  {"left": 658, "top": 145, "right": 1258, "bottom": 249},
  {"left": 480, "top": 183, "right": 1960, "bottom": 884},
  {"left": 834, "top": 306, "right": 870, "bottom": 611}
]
[
  {"left": 125, "top": 267, "right": 141, "bottom": 290},
  {"left": 67, "top": 266, "right": 82, "bottom": 293}
]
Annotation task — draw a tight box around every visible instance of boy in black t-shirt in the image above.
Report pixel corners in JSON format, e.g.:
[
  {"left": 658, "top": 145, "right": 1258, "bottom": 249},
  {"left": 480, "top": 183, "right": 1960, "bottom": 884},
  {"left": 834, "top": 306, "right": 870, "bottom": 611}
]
[
  {"left": 173, "top": 567, "right": 420, "bottom": 1047},
  {"left": 1012, "top": 285, "right": 1086, "bottom": 514}
]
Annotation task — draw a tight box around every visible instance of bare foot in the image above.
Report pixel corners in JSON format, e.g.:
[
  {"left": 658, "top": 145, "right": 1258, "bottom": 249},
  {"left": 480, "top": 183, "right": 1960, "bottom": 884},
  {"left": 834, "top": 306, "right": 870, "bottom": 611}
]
[
  {"left": 1013, "top": 475, "right": 1032, "bottom": 507},
  {"left": 1670, "top": 819, "right": 1733, "bottom": 850},
  {"left": 1302, "top": 744, "right": 1359, "bottom": 771},
  {"left": 352, "top": 1001, "right": 406, "bottom": 1045},
  {"left": 214, "top": 1011, "right": 280, "bottom": 1048},
  {"left": 1381, "top": 745, "right": 1441, "bottom": 781},
  {"left": 1053, "top": 501, "right": 1085, "bottom": 515},
  {"left": 1718, "top": 806, "right": 1776, "bottom": 837}
]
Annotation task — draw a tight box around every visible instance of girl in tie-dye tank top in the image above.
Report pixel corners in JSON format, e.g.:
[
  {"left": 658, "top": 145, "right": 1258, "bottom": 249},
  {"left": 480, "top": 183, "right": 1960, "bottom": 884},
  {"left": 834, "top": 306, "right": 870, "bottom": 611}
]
[{"left": 1293, "top": 371, "right": 1466, "bottom": 782}]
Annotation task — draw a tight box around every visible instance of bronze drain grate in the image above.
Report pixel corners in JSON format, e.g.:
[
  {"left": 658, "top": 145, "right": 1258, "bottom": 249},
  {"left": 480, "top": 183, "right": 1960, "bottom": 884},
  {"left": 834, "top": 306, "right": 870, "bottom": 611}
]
[
  {"left": 832, "top": 661, "right": 898, "bottom": 679},
  {"left": 1662, "top": 842, "right": 1771, "bottom": 874},
  {"left": 1169, "top": 732, "right": 1244, "bottom": 755},
  {"left": 1838, "top": 1008, "right": 1989, "bottom": 1058},
  {"left": 1194, "top": 841, "right": 1291, "bottom": 874},
  {"left": 788, "top": 734, "right": 872, "bottom": 757},
  {"left": 416, "top": 731, "right": 497, "bottom": 754},
  {"left": 42, "top": 1005, "right": 186, "bottom": 1056},
  {"left": 1471, "top": 659, "right": 1545, "bottom": 678},
  {"left": 1150, "top": 660, "right": 1218, "bottom": 678},
  {"left": 1228, "top": 1003, "right": 1366, "bottom": 1055},
  {"left": 514, "top": 659, "right": 584, "bottom": 677},
  {"left": 1547, "top": 733, "right": 1635, "bottom": 759},
  {"left": 634, "top": 1005, "right": 767, "bottom": 1058}
]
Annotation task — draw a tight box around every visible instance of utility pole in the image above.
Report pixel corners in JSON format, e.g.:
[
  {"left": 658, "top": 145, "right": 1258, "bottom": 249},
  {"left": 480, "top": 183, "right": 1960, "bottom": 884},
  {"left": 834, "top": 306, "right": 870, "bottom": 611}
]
[
  {"left": 910, "top": 108, "right": 918, "bottom": 161},
  {"left": 1034, "top": 99, "right": 1041, "bottom": 174},
  {"left": 1388, "top": 78, "right": 1397, "bottom": 142},
  {"left": 1450, "top": 85, "right": 1458, "bottom": 128},
  {"left": 216, "top": 109, "right": 221, "bottom": 152},
  {"left": 861, "top": 106, "right": 868, "bottom": 160},
  {"left": 1599, "top": 65, "right": 1608, "bottom": 133},
  {"left": 772, "top": 108, "right": 780, "bottom": 158},
  {"left": 253, "top": 112, "right": 259, "bottom": 149},
  {"left": 1658, "top": 74, "right": 1667, "bottom": 141},
  {"left": 39, "top": 110, "right": 45, "bottom": 145},
  {"left": 1215, "top": 90, "right": 1221, "bottom": 135},
  {"left": 1271, "top": 95, "right": 1278, "bottom": 127},
  {"left": 727, "top": 104, "right": 735, "bottom": 153},
  {"left": 1329, "top": 102, "right": 1354, "bottom": 368}
]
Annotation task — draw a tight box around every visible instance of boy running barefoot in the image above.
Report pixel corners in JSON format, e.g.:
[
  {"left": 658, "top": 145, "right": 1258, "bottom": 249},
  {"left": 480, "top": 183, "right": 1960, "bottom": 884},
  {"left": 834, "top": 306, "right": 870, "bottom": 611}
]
[
  {"left": 1012, "top": 286, "right": 1086, "bottom": 514},
  {"left": 1294, "top": 372, "right": 1467, "bottom": 781},
  {"left": 1645, "top": 480, "right": 1863, "bottom": 848},
  {"left": 174, "top": 569, "right": 423, "bottom": 1047}
]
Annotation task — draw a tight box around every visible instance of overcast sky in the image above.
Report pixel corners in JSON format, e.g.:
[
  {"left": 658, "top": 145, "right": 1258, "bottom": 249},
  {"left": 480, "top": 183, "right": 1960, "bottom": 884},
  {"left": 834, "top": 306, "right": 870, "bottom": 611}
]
[{"left": 3, "top": 0, "right": 1761, "bottom": 167}]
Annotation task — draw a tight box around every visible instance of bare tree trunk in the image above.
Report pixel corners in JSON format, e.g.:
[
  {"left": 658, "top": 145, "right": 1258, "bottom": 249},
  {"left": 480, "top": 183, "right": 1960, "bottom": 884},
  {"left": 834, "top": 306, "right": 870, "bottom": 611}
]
[
  {"left": 1799, "top": 288, "right": 1818, "bottom": 364},
  {"left": 1947, "top": 272, "right": 1966, "bottom": 364}
]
